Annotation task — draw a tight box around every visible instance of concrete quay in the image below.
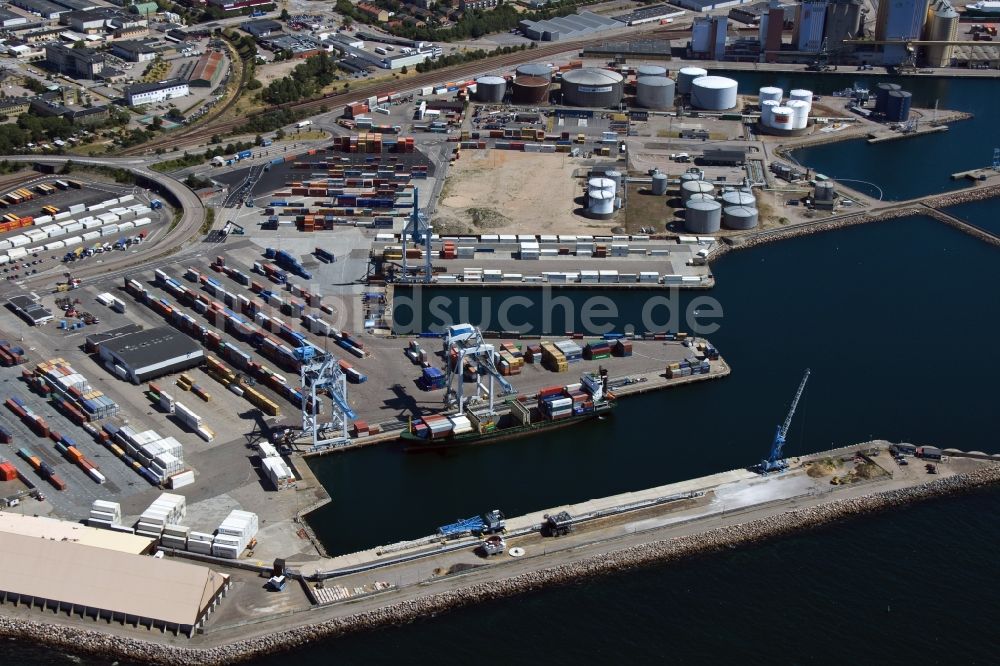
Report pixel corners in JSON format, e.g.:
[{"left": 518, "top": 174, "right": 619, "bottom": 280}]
[{"left": 1, "top": 443, "right": 996, "bottom": 665}]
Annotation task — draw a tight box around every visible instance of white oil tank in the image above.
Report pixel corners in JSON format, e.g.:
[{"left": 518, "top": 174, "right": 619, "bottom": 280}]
[
  {"left": 721, "top": 190, "right": 756, "bottom": 207},
  {"left": 690, "top": 76, "right": 738, "bottom": 110},
  {"left": 677, "top": 66, "right": 708, "bottom": 94},
  {"left": 769, "top": 106, "right": 794, "bottom": 130},
  {"left": 723, "top": 205, "right": 758, "bottom": 230},
  {"left": 681, "top": 180, "right": 715, "bottom": 202},
  {"left": 588, "top": 188, "right": 615, "bottom": 218},
  {"left": 637, "top": 64, "right": 667, "bottom": 77},
  {"left": 651, "top": 172, "right": 668, "bottom": 195},
  {"left": 787, "top": 99, "right": 810, "bottom": 129},
  {"left": 636, "top": 76, "right": 675, "bottom": 109},
  {"left": 685, "top": 200, "right": 722, "bottom": 234},
  {"left": 760, "top": 99, "right": 779, "bottom": 125},
  {"left": 789, "top": 89, "right": 813, "bottom": 107},
  {"left": 588, "top": 177, "right": 615, "bottom": 193},
  {"left": 758, "top": 86, "right": 783, "bottom": 104}
]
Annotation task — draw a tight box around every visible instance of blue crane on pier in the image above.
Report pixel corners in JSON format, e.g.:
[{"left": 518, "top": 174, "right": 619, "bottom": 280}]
[{"left": 759, "top": 369, "right": 810, "bottom": 474}]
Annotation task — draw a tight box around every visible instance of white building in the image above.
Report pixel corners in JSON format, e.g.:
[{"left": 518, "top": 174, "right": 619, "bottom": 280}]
[{"left": 124, "top": 78, "right": 189, "bottom": 106}]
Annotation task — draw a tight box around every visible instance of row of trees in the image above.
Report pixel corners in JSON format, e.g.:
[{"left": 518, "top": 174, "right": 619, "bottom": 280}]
[
  {"left": 415, "top": 43, "right": 531, "bottom": 73},
  {"left": 261, "top": 52, "right": 341, "bottom": 105}
]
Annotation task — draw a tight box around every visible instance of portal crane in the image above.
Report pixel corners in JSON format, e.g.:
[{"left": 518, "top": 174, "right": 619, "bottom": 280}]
[
  {"left": 296, "top": 347, "right": 356, "bottom": 451},
  {"left": 443, "top": 324, "right": 517, "bottom": 414},
  {"left": 759, "top": 369, "right": 810, "bottom": 473},
  {"left": 400, "top": 188, "right": 432, "bottom": 284}
]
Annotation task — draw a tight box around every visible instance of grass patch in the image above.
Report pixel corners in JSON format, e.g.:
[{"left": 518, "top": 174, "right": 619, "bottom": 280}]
[
  {"left": 466, "top": 207, "right": 510, "bottom": 229},
  {"left": 806, "top": 457, "right": 839, "bottom": 478},
  {"left": 200, "top": 208, "right": 215, "bottom": 234}
]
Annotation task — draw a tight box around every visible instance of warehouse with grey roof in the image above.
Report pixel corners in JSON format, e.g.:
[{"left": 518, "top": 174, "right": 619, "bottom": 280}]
[{"left": 96, "top": 326, "right": 204, "bottom": 383}]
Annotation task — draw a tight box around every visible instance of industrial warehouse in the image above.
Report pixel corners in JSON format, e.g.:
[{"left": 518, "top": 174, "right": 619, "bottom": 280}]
[
  {"left": 95, "top": 326, "right": 205, "bottom": 384},
  {"left": 0, "top": 532, "right": 230, "bottom": 636}
]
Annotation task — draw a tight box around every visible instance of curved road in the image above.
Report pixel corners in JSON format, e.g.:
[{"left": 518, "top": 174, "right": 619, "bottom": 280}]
[{"left": 0, "top": 156, "right": 207, "bottom": 291}]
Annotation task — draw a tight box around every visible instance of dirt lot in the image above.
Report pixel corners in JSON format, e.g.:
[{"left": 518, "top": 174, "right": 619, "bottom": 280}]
[{"left": 435, "top": 150, "right": 625, "bottom": 234}]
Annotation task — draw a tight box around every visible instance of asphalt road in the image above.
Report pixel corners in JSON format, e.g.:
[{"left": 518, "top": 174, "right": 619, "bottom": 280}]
[{"left": 0, "top": 156, "right": 207, "bottom": 292}]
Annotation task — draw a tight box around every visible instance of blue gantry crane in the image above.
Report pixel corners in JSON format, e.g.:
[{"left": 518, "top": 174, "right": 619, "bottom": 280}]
[{"left": 759, "top": 369, "right": 811, "bottom": 473}]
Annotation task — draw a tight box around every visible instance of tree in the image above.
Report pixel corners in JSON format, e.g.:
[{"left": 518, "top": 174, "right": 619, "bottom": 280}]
[
  {"left": 73, "top": 40, "right": 86, "bottom": 49},
  {"left": 401, "top": 65, "right": 408, "bottom": 74},
  {"left": 255, "top": 134, "right": 264, "bottom": 146},
  {"left": 151, "top": 115, "right": 164, "bottom": 129},
  {"left": 276, "top": 128, "right": 285, "bottom": 140},
  {"left": 280, "top": 7, "right": 289, "bottom": 20}
]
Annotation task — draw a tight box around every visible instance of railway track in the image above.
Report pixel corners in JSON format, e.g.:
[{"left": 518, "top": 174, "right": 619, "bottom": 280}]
[{"left": 120, "top": 26, "right": 690, "bottom": 156}]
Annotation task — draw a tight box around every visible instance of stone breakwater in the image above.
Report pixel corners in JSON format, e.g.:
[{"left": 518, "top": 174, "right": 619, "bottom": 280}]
[
  {"left": 720, "top": 182, "right": 1000, "bottom": 254},
  {"left": 2, "top": 463, "right": 998, "bottom": 665}
]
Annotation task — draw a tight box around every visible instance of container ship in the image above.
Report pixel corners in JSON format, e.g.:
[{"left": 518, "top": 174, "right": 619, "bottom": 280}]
[{"left": 401, "top": 371, "right": 614, "bottom": 448}]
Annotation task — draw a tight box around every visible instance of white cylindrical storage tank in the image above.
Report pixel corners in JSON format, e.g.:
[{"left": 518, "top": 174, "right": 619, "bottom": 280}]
[
  {"left": 687, "top": 193, "right": 715, "bottom": 204},
  {"left": 769, "top": 106, "right": 794, "bottom": 130},
  {"left": 560, "top": 68, "right": 624, "bottom": 107},
  {"left": 588, "top": 188, "right": 615, "bottom": 219},
  {"left": 636, "top": 76, "right": 675, "bottom": 109},
  {"left": 758, "top": 86, "right": 783, "bottom": 104},
  {"left": 677, "top": 67, "right": 708, "bottom": 94},
  {"left": 474, "top": 76, "right": 507, "bottom": 103},
  {"left": 637, "top": 64, "right": 667, "bottom": 77},
  {"left": 604, "top": 170, "right": 623, "bottom": 193},
  {"left": 681, "top": 180, "right": 714, "bottom": 202},
  {"left": 651, "top": 172, "right": 668, "bottom": 195},
  {"left": 721, "top": 190, "right": 756, "bottom": 207},
  {"left": 760, "top": 99, "right": 779, "bottom": 125},
  {"left": 588, "top": 177, "right": 615, "bottom": 193},
  {"left": 690, "top": 76, "right": 738, "bottom": 110},
  {"left": 789, "top": 89, "right": 813, "bottom": 105},
  {"left": 723, "top": 205, "right": 759, "bottom": 230},
  {"left": 679, "top": 172, "right": 703, "bottom": 184},
  {"left": 787, "top": 99, "right": 810, "bottom": 129},
  {"left": 685, "top": 200, "right": 722, "bottom": 234}
]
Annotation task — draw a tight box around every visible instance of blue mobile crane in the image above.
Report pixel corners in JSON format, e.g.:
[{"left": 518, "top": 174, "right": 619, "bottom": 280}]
[{"left": 759, "top": 369, "right": 810, "bottom": 474}]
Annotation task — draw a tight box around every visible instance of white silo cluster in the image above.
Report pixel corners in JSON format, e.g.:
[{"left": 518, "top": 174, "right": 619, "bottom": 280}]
[
  {"left": 758, "top": 86, "right": 811, "bottom": 132},
  {"left": 587, "top": 177, "right": 616, "bottom": 219}
]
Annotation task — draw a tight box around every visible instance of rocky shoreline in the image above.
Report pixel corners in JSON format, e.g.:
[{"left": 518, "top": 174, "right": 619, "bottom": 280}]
[{"left": 2, "top": 464, "right": 998, "bottom": 665}]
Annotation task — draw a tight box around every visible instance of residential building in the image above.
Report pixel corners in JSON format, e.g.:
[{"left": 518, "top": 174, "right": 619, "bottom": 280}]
[
  {"left": 460, "top": 0, "right": 498, "bottom": 9},
  {"left": 357, "top": 2, "right": 390, "bottom": 21},
  {"left": 124, "top": 78, "right": 189, "bottom": 106}
]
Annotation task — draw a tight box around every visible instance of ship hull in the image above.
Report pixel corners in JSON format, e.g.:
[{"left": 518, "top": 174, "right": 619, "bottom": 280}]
[{"left": 401, "top": 403, "right": 615, "bottom": 449}]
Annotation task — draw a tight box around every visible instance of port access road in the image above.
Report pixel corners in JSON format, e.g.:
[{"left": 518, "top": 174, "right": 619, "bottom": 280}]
[{"left": 0, "top": 156, "right": 206, "bottom": 291}]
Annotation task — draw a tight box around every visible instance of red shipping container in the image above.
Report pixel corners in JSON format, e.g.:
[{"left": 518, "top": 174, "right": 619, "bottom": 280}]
[{"left": 0, "top": 462, "right": 17, "bottom": 481}]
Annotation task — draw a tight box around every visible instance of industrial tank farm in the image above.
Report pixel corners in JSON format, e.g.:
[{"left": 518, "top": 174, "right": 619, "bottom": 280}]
[
  {"left": 690, "top": 76, "right": 738, "bottom": 111},
  {"left": 475, "top": 76, "right": 507, "bottom": 103},
  {"left": 636, "top": 76, "right": 675, "bottom": 109},
  {"left": 560, "top": 68, "right": 624, "bottom": 107}
]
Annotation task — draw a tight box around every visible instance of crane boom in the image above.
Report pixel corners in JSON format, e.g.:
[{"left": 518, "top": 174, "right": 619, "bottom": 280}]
[{"left": 760, "top": 369, "right": 810, "bottom": 473}]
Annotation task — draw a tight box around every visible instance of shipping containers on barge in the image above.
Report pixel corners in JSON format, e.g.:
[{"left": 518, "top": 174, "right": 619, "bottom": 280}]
[{"left": 402, "top": 371, "right": 614, "bottom": 449}]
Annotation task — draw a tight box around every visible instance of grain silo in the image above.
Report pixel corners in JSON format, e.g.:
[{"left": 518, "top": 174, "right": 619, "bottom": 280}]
[
  {"left": 885, "top": 90, "right": 912, "bottom": 122},
  {"left": 690, "top": 76, "right": 738, "bottom": 110},
  {"left": 588, "top": 188, "right": 615, "bottom": 219},
  {"left": 512, "top": 76, "right": 550, "bottom": 104},
  {"left": 637, "top": 64, "right": 667, "bottom": 77},
  {"left": 516, "top": 63, "right": 553, "bottom": 78},
  {"left": 723, "top": 205, "right": 758, "bottom": 230},
  {"left": 786, "top": 99, "right": 810, "bottom": 129},
  {"left": 651, "top": 172, "right": 668, "bottom": 195},
  {"left": 874, "top": 83, "right": 901, "bottom": 114},
  {"left": 636, "top": 76, "right": 675, "bottom": 109},
  {"left": 681, "top": 180, "right": 714, "bottom": 202},
  {"left": 758, "top": 86, "right": 783, "bottom": 104},
  {"left": 720, "top": 190, "right": 755, "bottom": 207},
  {"left": 924, "top": 0, "right": 958, "bottom": 68},
  {"left": 474, "top": 76, "right": 507, "bottom": 103},
  {"left": 560, "top": 68, "right": 624, "bottom": 107},
  {"left": 685, "top": 200, "right": 722, "bottom": 233},
  {"left": 676, "top": 66, "right": 708, "bottom": 94}
]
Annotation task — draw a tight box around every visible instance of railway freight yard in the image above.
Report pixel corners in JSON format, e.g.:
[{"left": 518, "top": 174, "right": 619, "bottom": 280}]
[{"left": 0, "top": 39, "right": 996, "bottom": 662}]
